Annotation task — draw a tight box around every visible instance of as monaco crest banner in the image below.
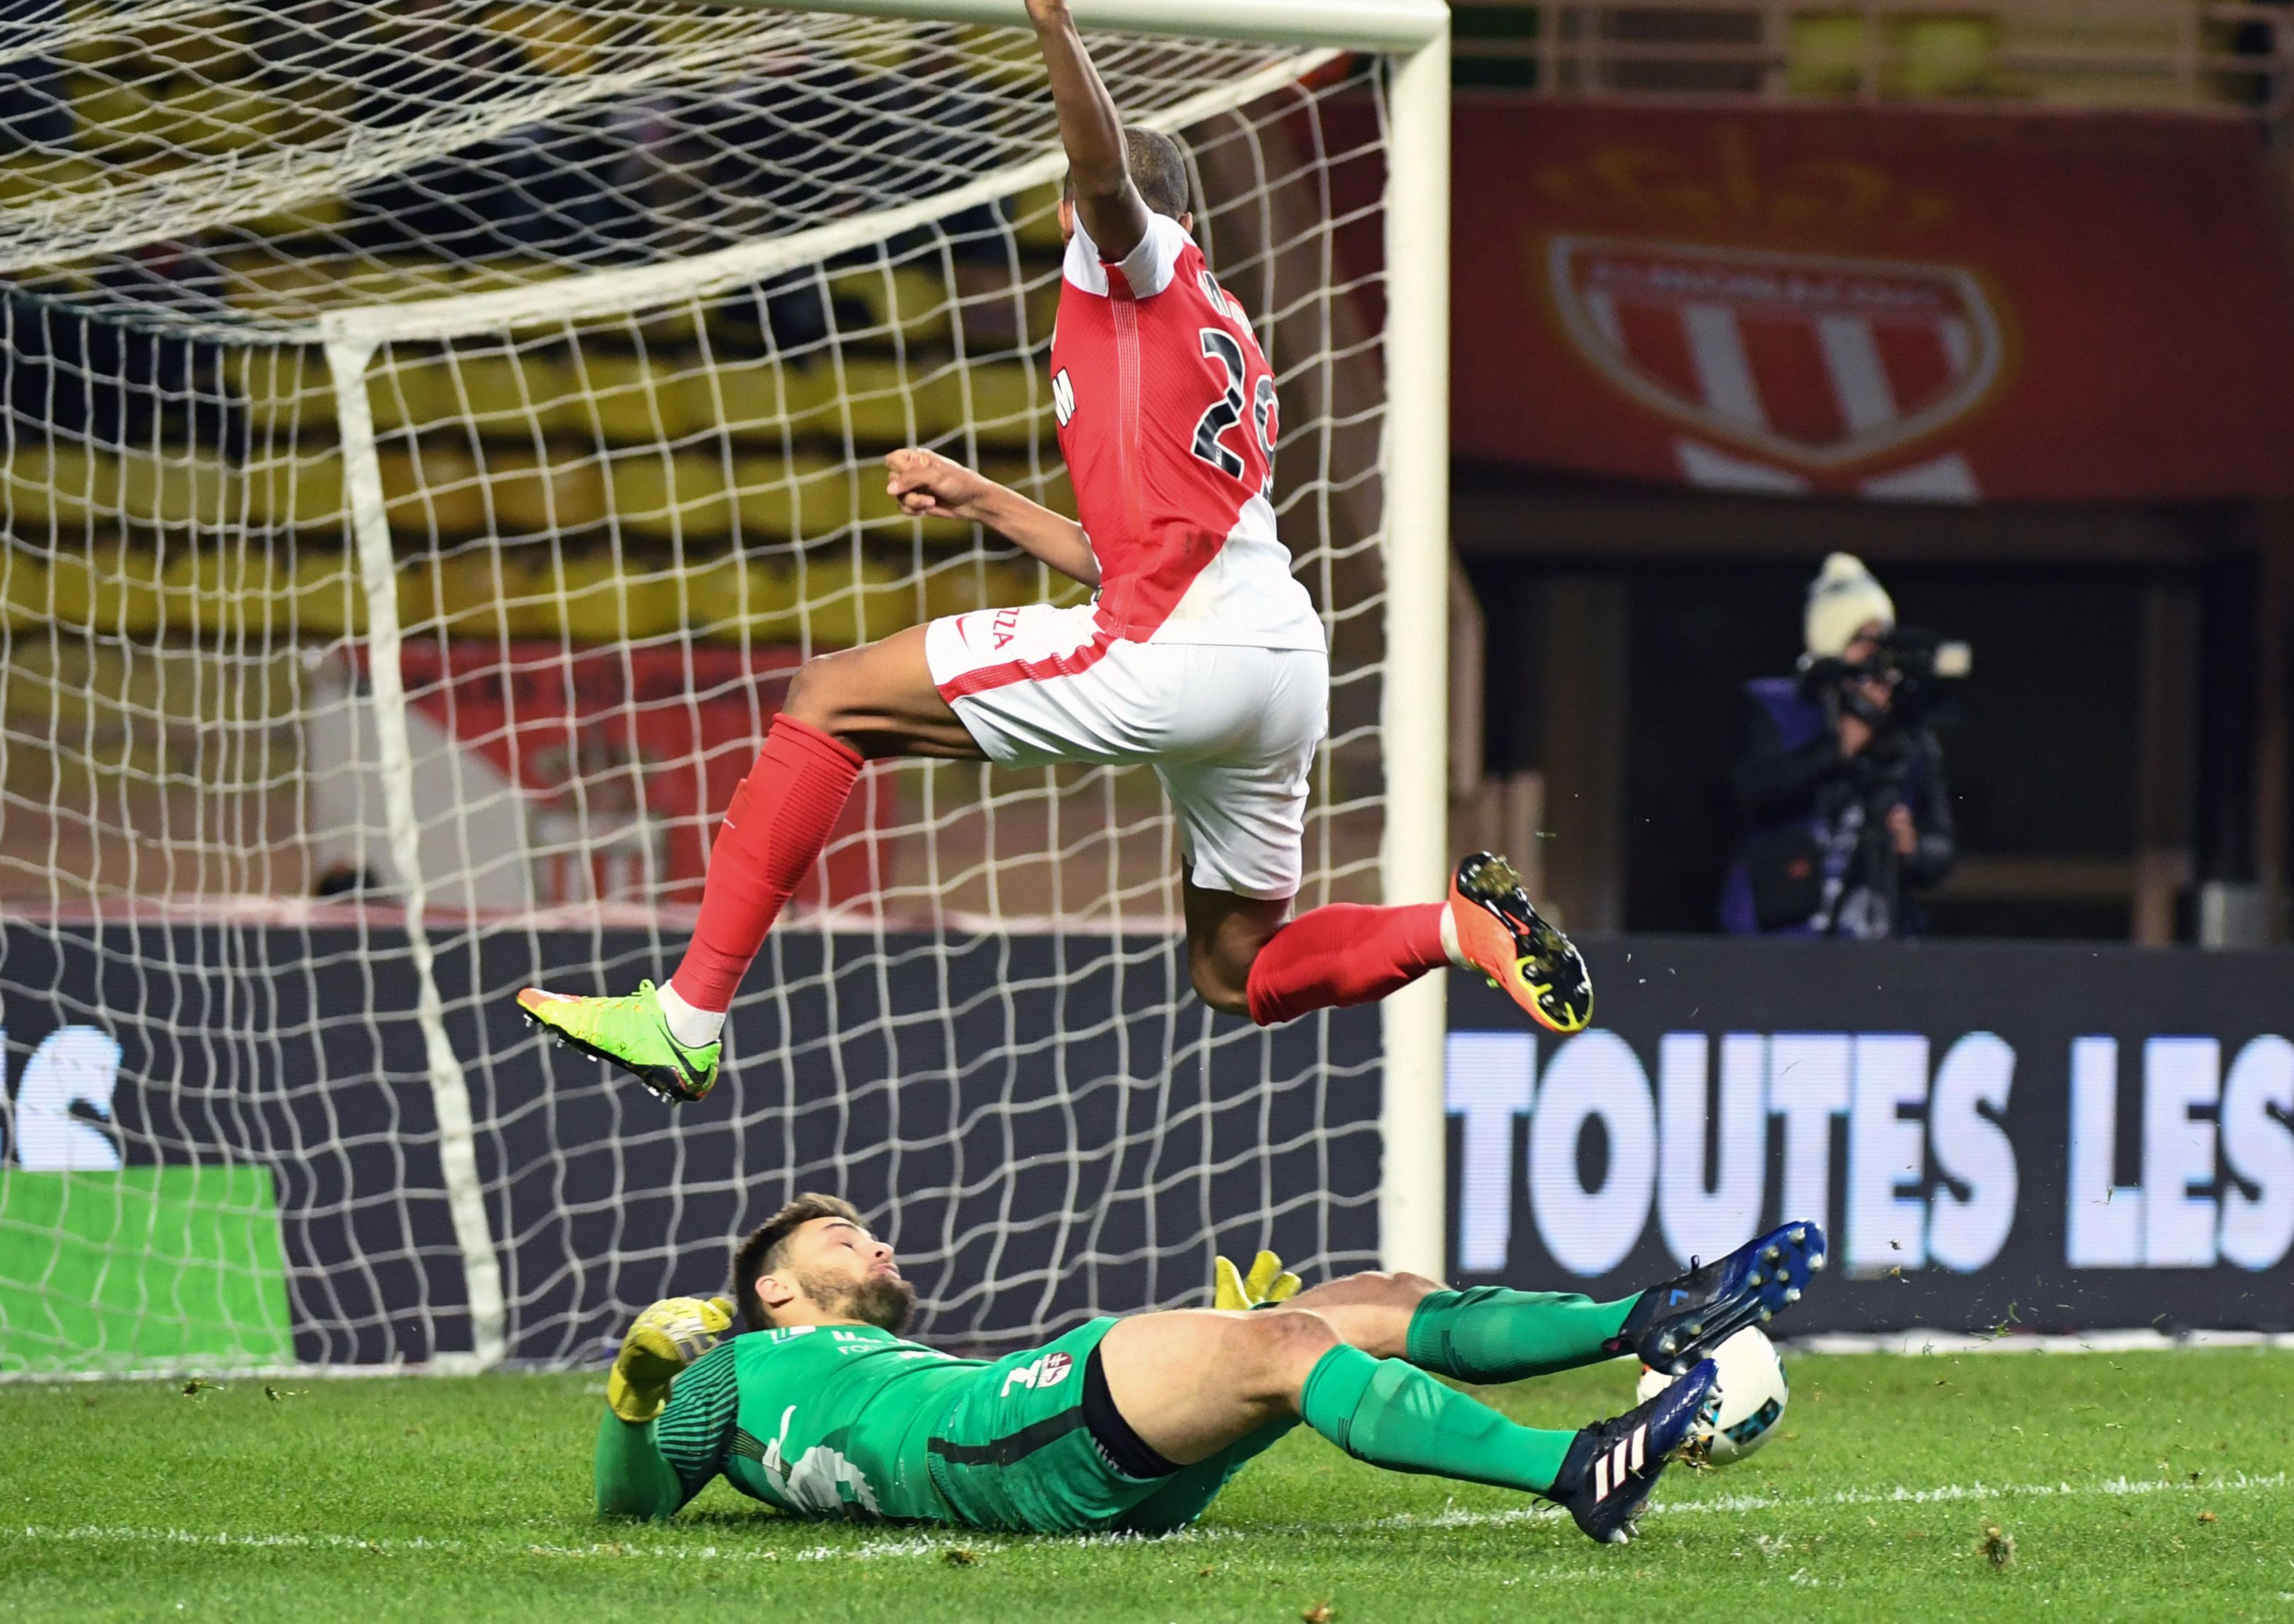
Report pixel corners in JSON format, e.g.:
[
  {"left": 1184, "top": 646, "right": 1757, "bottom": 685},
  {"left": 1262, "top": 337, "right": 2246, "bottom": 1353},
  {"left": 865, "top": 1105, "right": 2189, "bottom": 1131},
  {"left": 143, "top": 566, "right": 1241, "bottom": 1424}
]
[{"left": 1455, "top": 105, "right": 2294, "bottom": 501}]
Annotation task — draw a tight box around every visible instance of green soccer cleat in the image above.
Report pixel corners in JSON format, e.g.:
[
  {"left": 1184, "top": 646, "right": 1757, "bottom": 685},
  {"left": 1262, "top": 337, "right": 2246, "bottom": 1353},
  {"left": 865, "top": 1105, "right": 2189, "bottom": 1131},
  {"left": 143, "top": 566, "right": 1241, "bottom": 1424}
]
[{"left": 517, "top": 979, "right": 720, "bottom": 1106}]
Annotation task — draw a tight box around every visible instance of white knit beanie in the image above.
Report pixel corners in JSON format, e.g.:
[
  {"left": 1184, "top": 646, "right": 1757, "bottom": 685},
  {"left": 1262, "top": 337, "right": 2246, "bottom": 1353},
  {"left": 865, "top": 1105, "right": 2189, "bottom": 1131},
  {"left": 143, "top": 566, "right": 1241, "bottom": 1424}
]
[{"left": 1804, "top": 552, "right": 1895, "bottom": 658}]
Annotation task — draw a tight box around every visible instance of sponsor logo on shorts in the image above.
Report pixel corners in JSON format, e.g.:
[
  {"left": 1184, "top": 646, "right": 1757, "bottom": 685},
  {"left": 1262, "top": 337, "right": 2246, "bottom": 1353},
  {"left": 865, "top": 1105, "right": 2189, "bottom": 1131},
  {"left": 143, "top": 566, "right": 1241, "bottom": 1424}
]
[
  {"left": 991, "top": 607, "right": 1023, "bottom": 650},
  {"left": 1000, "top": 1349, "right": 1075, "bottom": 1396}
]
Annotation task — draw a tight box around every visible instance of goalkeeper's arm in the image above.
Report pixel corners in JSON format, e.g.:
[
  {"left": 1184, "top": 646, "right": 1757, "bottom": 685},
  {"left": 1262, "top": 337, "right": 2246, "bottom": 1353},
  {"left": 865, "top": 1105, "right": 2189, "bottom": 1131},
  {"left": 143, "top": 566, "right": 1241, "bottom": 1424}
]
[
  {"left": 884, "top": 449, "right": 1100, "bottom": 586},
  {"left": 595, "top": 1296, "right": 736, "bottom": 1521}
]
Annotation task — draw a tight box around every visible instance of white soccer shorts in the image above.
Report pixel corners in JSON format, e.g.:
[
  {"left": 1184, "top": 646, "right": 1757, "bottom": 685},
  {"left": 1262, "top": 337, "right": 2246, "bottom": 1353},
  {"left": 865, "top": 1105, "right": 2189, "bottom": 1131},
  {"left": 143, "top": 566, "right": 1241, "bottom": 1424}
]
[{"left": 924, "top": 602, "right": 1328, "bottom": 901}]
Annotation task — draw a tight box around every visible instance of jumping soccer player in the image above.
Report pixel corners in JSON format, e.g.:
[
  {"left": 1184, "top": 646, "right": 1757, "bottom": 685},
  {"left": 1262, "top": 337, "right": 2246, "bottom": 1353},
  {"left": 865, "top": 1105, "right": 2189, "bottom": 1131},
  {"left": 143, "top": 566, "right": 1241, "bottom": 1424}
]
[
  {"left": 592, "top": 1196, "right": 1827, "bottom": 1542},
  {"left": 518, "top": 0, "right": 1590, "bottom": 1104}
]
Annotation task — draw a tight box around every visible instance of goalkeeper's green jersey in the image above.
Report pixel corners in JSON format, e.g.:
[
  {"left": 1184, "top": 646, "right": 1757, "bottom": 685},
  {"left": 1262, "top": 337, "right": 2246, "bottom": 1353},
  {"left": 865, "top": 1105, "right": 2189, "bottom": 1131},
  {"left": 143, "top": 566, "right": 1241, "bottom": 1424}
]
[{"left": 655, "top": 1324, "right": 982, "bottom": 1520}]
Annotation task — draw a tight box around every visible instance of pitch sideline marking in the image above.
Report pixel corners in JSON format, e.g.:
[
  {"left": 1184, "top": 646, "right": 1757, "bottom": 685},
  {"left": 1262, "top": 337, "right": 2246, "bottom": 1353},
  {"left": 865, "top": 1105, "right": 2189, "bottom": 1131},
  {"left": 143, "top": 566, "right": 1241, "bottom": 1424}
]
[{"left": 3, "top": 1472, "right": 2286, "bottom": 1565}]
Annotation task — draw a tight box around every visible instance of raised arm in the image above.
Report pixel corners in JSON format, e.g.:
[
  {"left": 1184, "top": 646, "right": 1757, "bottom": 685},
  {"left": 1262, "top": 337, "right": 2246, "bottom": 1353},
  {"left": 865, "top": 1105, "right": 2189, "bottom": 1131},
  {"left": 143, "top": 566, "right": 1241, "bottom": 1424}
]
[
  {"left": 1026, "top": 0, "right": 1151, "bottom": 262},
  {"left": 885, "top": 449, "right": 1100, "bottom": 587}
]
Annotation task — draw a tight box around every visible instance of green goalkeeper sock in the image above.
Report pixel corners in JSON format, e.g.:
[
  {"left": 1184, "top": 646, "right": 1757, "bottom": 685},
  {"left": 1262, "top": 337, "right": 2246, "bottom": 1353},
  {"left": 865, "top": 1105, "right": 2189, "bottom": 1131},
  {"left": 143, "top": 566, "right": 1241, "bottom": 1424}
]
[
  {"left": 594, "top": 1413, "right": 686, "bottom": 1521},
  {"left": 1404, "top": 1286, "right": 1636, "bottom": 1384},
  {"left": 1299, "top": 1344, "right": 1571, "bottom": 1496}
]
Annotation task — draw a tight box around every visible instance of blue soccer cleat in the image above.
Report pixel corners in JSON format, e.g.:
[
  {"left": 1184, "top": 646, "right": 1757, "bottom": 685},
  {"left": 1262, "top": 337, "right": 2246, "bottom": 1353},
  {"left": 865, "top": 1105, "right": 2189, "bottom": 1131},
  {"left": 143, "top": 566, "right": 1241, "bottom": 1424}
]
[
  {"left": 1551, "top": 1357, "right": 1720, "bottom": 1545},
  {"left": 1608, "top": 1220, "right": 1828, "bottom": 1376}
]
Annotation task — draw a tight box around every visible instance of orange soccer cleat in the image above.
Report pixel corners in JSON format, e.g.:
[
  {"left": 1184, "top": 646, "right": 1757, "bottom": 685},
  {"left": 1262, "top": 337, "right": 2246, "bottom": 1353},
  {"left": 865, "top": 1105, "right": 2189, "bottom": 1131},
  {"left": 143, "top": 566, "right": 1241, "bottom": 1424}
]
[{"left": 1447, "top": 851, "right": 1593, "bottom": 1034}]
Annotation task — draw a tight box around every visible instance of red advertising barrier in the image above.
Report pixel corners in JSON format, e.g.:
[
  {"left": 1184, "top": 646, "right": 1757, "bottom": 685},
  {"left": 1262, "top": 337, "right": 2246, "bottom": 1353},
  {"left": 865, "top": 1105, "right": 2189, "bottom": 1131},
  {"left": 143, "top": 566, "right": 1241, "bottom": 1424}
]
[{"left": 1454, "top": 104, "right": 2294, "bottom": 501}]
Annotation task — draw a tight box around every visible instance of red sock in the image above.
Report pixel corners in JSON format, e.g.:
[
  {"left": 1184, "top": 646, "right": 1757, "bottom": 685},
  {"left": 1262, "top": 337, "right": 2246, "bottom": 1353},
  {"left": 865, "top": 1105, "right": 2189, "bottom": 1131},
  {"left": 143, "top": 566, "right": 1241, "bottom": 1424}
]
[
  {"left": 671, "top": 714, "right": 863, "bottom": 1012},
  {"left": 1244, "top": 902, "right": 1448, "bottom": 1027}
]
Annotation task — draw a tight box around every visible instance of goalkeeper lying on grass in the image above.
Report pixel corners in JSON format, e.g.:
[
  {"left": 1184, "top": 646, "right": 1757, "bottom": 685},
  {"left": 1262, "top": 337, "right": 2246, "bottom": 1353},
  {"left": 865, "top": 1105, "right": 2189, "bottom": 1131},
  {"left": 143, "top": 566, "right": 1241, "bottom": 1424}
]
[{"left": 596, "top": 1194, "right": 1826, "bottom": 1546}]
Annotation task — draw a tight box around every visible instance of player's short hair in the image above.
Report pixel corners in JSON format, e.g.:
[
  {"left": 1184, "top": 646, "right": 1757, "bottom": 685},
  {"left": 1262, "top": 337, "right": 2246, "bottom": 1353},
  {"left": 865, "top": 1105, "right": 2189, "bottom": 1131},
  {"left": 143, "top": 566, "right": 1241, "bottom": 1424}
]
[
  {"left": 730, "top": 1193, "right": 864, "bottom": 1332},
  {"left": 1064, "top": 126, "right": 1191, "bottom": 219}
]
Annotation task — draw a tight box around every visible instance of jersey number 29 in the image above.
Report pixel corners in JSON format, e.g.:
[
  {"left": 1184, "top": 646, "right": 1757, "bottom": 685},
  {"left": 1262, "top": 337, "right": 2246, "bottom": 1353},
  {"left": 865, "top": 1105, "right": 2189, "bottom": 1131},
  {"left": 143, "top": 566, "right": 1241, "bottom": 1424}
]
[{"left": 1192, "top": 327, "right": 1277, "bottom": 491}]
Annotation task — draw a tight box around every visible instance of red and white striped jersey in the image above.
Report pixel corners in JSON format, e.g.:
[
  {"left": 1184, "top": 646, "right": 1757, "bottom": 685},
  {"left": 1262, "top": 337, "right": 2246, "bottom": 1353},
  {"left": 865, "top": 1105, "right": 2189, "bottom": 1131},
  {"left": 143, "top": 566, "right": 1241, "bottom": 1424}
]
[{"left": 1049, "top": 214, "right": 1324, "bottom": 652}]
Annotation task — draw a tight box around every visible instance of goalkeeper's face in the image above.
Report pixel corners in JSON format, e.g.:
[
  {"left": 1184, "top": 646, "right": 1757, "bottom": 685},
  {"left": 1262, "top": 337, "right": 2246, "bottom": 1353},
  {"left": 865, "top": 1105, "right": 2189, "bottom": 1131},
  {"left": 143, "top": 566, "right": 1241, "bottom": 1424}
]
[{"left": 765, "top": 1217, "right": 914, "bottom": 1333}]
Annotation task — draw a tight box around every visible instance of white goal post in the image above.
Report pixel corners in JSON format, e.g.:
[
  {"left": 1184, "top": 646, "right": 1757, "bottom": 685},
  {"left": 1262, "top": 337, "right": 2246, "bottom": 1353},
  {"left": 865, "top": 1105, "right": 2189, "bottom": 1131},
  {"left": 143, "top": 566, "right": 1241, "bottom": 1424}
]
[{"left": 0, "top": 0, "right": 1450, "bottom": 1372}]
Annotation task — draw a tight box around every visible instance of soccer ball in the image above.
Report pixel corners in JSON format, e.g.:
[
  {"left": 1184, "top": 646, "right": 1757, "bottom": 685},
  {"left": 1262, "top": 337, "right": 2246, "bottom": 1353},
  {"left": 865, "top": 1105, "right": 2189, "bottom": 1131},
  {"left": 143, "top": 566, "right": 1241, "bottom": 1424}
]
[{"left": 1636, "top": 1326, "right": 1788, "bottom": 1464}]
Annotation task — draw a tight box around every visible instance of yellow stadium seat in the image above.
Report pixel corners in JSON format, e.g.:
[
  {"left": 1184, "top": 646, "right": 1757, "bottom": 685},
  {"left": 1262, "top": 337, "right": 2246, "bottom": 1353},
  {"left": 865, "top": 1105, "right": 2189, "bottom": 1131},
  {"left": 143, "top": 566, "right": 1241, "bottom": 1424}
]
[
  {"left": 480, "top": 447, "right": 610, "bottom": 537},
  {"left": 246, "top": 453, "right": 345, "bottom": 531},
  {"left": 956, "top": 271, "right": 1064, "bottom": 354},
  {"left": 483, "top": 4, "right": 622, "bottom": 76},
  {"left": 438, "top": 349, "right": 577, "bottom": 430},
  {"left": 42, "top": 544, "right": 165, "bottom": 638},
  {"left": 401, "top": 549, "right": 487, "bottom": 640},
  {"left": 156, "top": 547, "right": 292, "bottom": 638},
  {"left": 827, "top": 264, "right": 955, "bottom": 346},
  {"left": 554, "top": 351, "right": 693, "bottom": 443},
  {"left": 240, "top": 194, "right": 349, "bottom": 238},
  {"left": 609, "top": 451, "right": 735, "bottom": 542},
  {"left": 986, "top": 459, "right": 1077, "bottom": 521},
  {"left": 685, "top": 554, "right": 804, "bottom": 645},
  {"left": 735, "top": 453, "right": 892, "bottom": 543},
  {"left": 217, "top": 254, "right": 348, "bottom": 325},
  {"left": 549, "top": 551, "right": 689, "bottom": 643},
  {"left": 379, "top": 443, "right": 489, "bottom": 538},
  {"left": 286, "top": 551, "right": 363, "bottom": 637},
  {"left": 228, "top": 348, "right": 335, "bottom": 436},
  {"left": 4, "top": 445, "right": 114, "bottom": 529},
  {"left": 0, "top": 446, "right": 243, "bottom": 532},
  {"left": 73, "top": 78, "right": 328, "bottom": 160},
  {"left": 1892, "top": 16, "right": 2000, "bottom": 98},
  {"left": 368, "top": 357, "right": 466, "bottom": 433},
  {"left": 674, "top": 358, "right": 840, "bottom": 440},
  {"left": 0, "top": 551, "right": 47, "bottom": 629},
  {"left": 921, "top": 555, "right": 1052, "bottom": 622},
  {"left": 1011, "top": 182, "right": 1066, "bottom": 253},
  {"left": 122, "top": 452, "right": 239, "bottom": 529},
  {"left": 1786, "top": 13, "right": 1868, "bottom": 97},
  {"left": 790, "top": 549, "right": 918, "bottom": 649},
  {"left": 733, "top": 453, "right": 842, "bottom": 542},
  {"left": 963, "top": 361, "right": 1052, "bottom": 452},
  {"left": 827, "top": 357, "right": 966, "bottom": 447}
]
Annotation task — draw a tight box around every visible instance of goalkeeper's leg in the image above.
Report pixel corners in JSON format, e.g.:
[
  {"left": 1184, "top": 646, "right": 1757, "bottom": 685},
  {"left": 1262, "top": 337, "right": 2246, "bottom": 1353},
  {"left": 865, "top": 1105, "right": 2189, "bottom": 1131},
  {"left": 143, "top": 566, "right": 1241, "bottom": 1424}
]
[
  {"left": 1281, "top": 1269, "right": 1638, "bottom": 1384},
  {"left": 1273, "top": 1220, "right": 1827, "bottom": 1385},
  {"left": 1096, "top": 1304, "right": 1710, "bottom": 1545}
]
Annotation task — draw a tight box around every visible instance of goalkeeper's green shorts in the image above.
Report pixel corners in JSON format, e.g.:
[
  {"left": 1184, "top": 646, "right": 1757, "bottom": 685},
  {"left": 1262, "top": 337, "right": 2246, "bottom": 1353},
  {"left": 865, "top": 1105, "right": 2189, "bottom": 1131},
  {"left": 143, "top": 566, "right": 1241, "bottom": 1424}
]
[{"left": 924, "top": 1316, "right": 1277, "bottom": 1534}]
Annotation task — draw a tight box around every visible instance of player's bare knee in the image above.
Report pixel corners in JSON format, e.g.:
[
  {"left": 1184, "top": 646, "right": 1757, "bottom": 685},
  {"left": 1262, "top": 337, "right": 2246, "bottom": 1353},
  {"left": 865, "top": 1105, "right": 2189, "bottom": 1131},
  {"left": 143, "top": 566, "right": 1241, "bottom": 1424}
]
[
  {"left": 1188, "top": 954, "right": 1251, "bottom": 1016},
  {"left": 1235, "top": 1306, "right": 1339, "bottom": 1397},
  {"left": 783, "top": 651, "right": 873, "bottom": 744}
]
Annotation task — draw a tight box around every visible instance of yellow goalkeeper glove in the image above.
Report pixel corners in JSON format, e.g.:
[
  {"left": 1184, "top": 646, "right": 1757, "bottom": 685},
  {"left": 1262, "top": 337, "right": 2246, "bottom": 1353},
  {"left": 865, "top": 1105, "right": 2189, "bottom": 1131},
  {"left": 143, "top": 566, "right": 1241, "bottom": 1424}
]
[
  {"left": 606, "top": 1295, "right": 736, "bottom": 1424},
  {"left": 1213, "top": 1249, "right": 1303, "bottom": 1312}
]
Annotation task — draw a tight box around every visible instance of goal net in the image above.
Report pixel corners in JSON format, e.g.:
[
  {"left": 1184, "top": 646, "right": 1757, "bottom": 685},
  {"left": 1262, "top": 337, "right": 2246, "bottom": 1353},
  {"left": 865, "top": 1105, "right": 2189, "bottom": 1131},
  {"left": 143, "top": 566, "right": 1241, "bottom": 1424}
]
[{"left": 0, "top": 0, "right": 1438, "bottom": 1372}]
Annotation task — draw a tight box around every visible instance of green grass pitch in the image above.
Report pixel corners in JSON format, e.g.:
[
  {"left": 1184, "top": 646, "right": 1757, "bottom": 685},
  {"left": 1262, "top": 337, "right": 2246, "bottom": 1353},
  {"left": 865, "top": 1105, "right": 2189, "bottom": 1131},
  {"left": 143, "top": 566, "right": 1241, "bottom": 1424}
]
[{"left": 4, "top": 1349, "right": 2289, "bottom": 1620}]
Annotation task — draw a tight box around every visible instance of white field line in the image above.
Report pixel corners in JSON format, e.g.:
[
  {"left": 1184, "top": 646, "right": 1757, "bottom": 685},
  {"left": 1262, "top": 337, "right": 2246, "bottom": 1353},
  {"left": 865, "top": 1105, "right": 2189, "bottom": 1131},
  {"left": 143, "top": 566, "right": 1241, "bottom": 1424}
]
[
  {"left": 1784, "top": 1329, "right": 2294, "bottom": 1356},
  {"left": 4, "top": 1472, "right": 2286, "bottom": 1565},
  {"left": 0, "top": 1523, "right": 1004, "bottom": 1565},
  {"left": 1375, "top": 1469, "right": 2294, "bottom": 1533}
]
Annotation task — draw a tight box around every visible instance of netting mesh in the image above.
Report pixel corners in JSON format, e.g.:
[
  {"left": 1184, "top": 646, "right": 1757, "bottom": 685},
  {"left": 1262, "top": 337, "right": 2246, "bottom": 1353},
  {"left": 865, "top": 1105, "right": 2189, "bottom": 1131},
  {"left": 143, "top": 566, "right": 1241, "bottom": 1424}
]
[{"left": 0, "top": 2, "right": 1395, "bottom": 1370}]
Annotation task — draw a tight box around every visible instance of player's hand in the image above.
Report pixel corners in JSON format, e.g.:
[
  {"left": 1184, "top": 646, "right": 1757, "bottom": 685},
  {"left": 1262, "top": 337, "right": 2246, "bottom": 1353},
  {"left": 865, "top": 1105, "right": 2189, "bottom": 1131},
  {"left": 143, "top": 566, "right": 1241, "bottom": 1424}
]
[
  {"left": 607, "top": 1294, "right": 736, "bottom": 1424},
  {"left": 885, "top": 447, "right": 994, "bottom": 522},
  {"left": 1213, "top": 1249, "right": 1302, "bottom": 1312},
  {"left": 1023, "top": 0, "right": 1073, "bottom": 25}
]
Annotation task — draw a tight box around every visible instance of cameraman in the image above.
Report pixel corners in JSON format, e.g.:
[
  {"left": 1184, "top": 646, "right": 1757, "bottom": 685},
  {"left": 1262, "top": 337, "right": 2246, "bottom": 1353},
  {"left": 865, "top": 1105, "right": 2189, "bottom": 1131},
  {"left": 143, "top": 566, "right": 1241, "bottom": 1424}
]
[{"left": 1720, "top": 554, "right": 1956, "bottom": 938}]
